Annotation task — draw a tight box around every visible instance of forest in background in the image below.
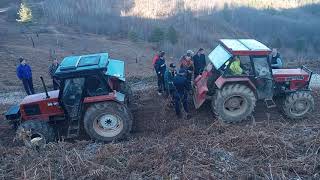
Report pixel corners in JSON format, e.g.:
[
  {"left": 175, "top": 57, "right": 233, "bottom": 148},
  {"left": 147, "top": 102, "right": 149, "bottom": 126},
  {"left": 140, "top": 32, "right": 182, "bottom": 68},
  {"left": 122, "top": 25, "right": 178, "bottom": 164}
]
[{"left": 5, "top": 0, "right": 320, "bottom": 59}]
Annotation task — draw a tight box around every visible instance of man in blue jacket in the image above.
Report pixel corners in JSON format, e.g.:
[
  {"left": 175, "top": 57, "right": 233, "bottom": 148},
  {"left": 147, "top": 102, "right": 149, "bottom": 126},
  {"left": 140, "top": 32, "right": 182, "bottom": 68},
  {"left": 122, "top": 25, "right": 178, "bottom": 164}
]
[
  {"left": 154, "top": 51, "right": 166, "bottom": 95},
  {"left": 173, "top": 68, "right": 191, "bottom": 119},
  {"left": 16, "top": 57, "right": 35, "bottom": 95}
]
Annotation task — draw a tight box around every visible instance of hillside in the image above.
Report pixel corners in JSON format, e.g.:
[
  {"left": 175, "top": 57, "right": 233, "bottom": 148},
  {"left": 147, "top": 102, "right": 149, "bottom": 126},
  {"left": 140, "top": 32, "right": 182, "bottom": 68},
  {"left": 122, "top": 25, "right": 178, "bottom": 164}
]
[
  {"left": 30, "top": 0, "right": 320, "bottom": 58},
  {"left": 0, "top": 0, "right": 320, "bottom": 179}
]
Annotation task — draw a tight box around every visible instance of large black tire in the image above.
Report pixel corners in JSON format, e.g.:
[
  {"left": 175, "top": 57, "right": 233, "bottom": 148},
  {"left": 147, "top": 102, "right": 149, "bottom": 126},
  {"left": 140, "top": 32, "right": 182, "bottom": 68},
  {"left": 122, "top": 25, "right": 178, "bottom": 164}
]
[
  {"left": 283, "top": 91, "right": 314, "bottom": 119},
  {"left": 16, "top": 120, "right": 55, "bottom": 147},
  {"left": 84, "top": 101, "right": 132, "bottom": 142},
  {"left": 212, "top": 84, "right": 256, "bottom": 123}
]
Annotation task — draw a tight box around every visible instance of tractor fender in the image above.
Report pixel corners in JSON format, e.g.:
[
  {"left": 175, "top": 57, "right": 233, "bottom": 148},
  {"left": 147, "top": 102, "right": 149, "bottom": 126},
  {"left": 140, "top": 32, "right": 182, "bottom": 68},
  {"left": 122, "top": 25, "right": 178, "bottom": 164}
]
[
  {"left": 5, "top": 105, "right": 20, "bottom": 121},
  {"left": 83, "top": 91, "right": 125, "bottom": 104},
  {"left": 215, "top": 76, "right": 256, "bottom": 90}
]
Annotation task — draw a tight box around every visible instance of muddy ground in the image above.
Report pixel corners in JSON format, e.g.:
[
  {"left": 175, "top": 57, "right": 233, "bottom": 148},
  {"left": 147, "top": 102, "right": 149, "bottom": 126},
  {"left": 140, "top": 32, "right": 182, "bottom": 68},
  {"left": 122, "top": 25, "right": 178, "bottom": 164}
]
[{"left": 0, "top": 85, "right": 320, "bottom": 179}]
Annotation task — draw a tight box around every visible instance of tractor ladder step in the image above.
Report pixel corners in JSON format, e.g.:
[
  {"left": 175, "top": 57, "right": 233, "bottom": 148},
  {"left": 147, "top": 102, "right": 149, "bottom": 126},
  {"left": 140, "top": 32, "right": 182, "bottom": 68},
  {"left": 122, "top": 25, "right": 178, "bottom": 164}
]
[
  {"left": 264, "top": 98, "right": 276, "bottom": 108},
  {"left": 67, "top": 117, "right": 80, "bottom": 138}
]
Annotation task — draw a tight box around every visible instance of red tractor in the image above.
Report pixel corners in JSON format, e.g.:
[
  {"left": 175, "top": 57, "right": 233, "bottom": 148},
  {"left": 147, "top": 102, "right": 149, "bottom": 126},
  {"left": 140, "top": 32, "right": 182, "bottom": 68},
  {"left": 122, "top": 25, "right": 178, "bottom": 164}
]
[
  {"left": 193, "top": 39, "right": 314, "bottom": 123},
  {"left": 5, "top": 53, "right": 133, "bottom": 146}
]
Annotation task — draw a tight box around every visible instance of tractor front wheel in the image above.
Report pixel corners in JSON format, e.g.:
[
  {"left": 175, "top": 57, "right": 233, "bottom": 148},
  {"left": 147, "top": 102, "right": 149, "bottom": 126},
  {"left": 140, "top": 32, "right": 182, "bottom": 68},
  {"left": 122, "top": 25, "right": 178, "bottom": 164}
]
[
  {"left": 84, "top": 101, "right": 132, "bottom": 142},
  {"left": 16, "top": 120, "right": 55, "bottom": 148},
  {"left": 212, "top": 84, "right": 256, "bottom": 123},
  {"left": 283, "top": 91, "right": 314, "bottom": 119}
]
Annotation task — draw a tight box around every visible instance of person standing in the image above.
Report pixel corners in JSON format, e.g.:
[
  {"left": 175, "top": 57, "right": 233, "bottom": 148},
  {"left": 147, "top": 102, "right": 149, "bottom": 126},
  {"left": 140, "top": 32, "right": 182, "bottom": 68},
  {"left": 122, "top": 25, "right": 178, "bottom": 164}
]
[
  {"left": 193, "top": 48, "right": 206, "bottom": 78},
  {"left": 173, "top": 68, "right": 191, "bottom": 119},
  {"left": 270, "top": 48, "right": 283, "bottom": 69},
  {"left": 180, "top": 54, "right": 193, "bottom": 91},
  {"left": 154, "top": 51, "right": 167, "bottom": 95},
  {"left": 164, "top": 63, "right": 176, "bottom": 103},
  {"left": 16, "top": 57, "right": 35, "bottom": 95},
  {"left": 152, "top": 50, "right": 163, "bottom": 66},
  {"left": 49, "top": 58, "right": 60, "bottom": 90}
]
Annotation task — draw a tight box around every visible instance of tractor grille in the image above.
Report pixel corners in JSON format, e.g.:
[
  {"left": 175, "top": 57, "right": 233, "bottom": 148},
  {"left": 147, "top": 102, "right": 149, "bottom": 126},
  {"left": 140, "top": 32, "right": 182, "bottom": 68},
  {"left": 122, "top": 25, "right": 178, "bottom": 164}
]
[{"left": 23, "top": 104, "right": 41, "bottom": 116}]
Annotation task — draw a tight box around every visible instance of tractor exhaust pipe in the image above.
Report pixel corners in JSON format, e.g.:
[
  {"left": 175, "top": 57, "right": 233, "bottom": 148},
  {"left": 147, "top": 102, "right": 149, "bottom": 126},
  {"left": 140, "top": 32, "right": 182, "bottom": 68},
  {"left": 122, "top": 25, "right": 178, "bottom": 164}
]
[{"left": 40, "top": 76, "right": 50, "bottom": 99}]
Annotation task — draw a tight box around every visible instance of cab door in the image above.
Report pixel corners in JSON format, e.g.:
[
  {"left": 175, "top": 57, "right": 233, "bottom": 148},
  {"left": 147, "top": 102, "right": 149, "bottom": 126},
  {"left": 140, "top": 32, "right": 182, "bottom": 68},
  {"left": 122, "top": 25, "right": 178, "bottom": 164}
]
[
  {"left": 60, "top": 78, "right": 85, "bottom": 120},
  {"left": 193, "top": 64, "right": 213, "bottom": 109},
  {"left": 251, "top": 56, "right": 274, "bottom": 99}
]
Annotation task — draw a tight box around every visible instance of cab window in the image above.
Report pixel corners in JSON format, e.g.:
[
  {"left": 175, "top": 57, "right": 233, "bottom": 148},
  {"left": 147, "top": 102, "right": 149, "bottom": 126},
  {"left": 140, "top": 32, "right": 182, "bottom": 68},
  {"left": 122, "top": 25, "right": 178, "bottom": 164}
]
[{"left": 85, "top": 76, "right": 111, "bottom": 96}]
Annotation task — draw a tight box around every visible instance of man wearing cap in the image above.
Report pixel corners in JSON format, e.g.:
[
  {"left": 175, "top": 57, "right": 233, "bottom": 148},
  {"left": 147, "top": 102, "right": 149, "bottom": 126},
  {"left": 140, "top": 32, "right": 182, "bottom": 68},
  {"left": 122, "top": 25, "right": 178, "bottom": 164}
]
[
  {"left": 164, "top": 63, "right": 176, "bottom": 103},
  {"left": 16, "top": 57, "right": 35, "bottom": 95},
  {"left": 173, "top": 68, "right": 191, "bottom": 119},
  {"left": 154, "top": 51, "right": 167, "bottom": 95},
  {"left": 193, "top": 48, "right": 206, "bottom": 78}
]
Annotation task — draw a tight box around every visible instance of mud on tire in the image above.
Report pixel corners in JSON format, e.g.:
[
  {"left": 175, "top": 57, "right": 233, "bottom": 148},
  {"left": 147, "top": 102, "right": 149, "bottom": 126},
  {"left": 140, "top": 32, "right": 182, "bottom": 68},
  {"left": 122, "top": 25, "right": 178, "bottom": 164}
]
[
  {"left": 84, "top": 101, "right": 132, "bottom": 142},
  {"left": 212, "top": 84, "right": 256, "bottom": 123},
  {"left": 16, "top": 120, "right": 55, "bottom": 147},
  {"left": 283, "top": 91, "right": 314, "bottom": 119}
]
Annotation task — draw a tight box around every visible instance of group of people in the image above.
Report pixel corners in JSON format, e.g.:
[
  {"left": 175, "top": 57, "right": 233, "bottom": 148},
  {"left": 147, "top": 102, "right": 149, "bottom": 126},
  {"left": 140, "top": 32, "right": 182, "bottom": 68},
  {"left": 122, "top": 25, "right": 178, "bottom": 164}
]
[
  {"left": 153, "top": 48, "right": 206, "bottom": 118},
  {"left": 15, "top": 47, "right": 283, "bottom": 117},
  {"left": 16, "top": 57, "right": 60, "bottom": 95}
]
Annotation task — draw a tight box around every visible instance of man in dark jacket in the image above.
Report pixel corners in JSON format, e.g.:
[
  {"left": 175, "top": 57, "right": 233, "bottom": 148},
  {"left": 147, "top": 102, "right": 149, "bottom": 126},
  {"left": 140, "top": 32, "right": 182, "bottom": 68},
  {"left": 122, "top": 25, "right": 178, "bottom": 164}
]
[
  {"left": 154, "top": 51, "right": 166, "bottom": 95},
  {"left": 193, "top": 48, "right": 206, "bottom": 78},
  {"left": 49, "top": 58, "right": 60, "bottom": 90},
  {"left": 270, "top": 48, "right": 283, "bottom": 69},
  {"left": 173, "top": 68, "right": 191, "bottom": 119},
  {"left": 16, "top": 57, "right": 35, "bottom": 95}
]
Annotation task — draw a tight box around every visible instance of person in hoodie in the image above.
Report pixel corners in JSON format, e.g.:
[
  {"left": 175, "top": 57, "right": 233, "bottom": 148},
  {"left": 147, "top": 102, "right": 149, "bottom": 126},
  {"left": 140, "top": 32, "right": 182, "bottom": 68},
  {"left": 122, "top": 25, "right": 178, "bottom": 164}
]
[
  {"left": 16, "top": 57, "right": 35, "bottom": 95},
  {"left": 154, "top": 51, "right": 167, "bottom": 95}
]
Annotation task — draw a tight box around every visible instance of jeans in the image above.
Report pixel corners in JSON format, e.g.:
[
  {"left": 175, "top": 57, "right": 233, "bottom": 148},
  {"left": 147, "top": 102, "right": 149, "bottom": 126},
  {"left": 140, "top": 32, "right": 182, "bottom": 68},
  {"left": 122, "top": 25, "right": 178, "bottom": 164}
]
[
  {"left": 166, "top": 88, "right": 175, "bottom": 103},
  {"left": 157, "top": 74, "right": 165, "bottom": 93},
  {"left": 22, "top": 78, "right": 35, "bottom": 95},
  {"left": 174, "top": 92, "right": 189, "bottom": 116}
]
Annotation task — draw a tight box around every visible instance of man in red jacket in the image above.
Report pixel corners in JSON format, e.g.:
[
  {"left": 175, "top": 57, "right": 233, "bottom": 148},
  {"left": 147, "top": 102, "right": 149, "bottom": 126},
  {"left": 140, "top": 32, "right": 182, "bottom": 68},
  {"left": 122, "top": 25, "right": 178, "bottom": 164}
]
[{"left": 152, "top": 50, "right": 164, "bottom": 65}]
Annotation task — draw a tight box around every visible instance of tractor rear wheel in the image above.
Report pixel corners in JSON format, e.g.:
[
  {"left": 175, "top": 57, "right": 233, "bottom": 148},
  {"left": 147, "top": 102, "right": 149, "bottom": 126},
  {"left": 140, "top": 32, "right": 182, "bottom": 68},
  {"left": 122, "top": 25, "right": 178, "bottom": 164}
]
[
  {"left": 84, "top": 101, "right": 132, "bottom": 142},
  {"left": 16, "top": 120, "right": 55, "bottom": 148},
  {"left": 212, "top": 84, "right": 256, "bottom": 123},
  {"left": 283, "top": 91, "right": 314, "bottom": 119}
]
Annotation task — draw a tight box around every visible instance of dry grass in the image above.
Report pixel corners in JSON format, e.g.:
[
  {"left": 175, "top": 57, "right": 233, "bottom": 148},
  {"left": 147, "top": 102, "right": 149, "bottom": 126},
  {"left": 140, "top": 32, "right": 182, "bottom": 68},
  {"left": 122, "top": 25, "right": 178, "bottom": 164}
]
[{"left": 0, "top": 90, "right": 320, "bottom": 179}]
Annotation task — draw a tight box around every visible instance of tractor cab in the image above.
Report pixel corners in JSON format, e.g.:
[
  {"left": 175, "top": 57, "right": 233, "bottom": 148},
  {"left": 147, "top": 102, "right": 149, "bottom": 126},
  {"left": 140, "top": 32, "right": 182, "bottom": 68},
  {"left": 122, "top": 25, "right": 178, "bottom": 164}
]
[
  {"left": 193, "top": 39, "right": 314, "bottom": 123},
  {"left": 54, "top": 53, "right": 128, "bottom": 138},
  {"left": 207, "top": 39, "right": 273, "bottom": 100}
]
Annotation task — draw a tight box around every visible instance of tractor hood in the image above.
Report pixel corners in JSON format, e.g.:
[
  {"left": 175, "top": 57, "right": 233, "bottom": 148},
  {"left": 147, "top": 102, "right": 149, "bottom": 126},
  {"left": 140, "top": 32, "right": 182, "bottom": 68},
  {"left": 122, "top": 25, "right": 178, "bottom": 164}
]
[
  {"left": 272, "top": 68, "right": 310, "bottom": 82},
  {"left": 21, "top": 90, "right": 60, "bottom": 105}
]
